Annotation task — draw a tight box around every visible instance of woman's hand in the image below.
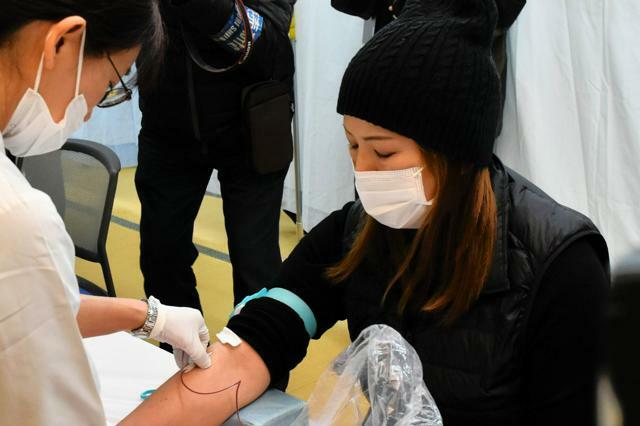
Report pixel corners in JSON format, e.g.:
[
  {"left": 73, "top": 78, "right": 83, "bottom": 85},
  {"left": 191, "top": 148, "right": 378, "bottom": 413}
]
[
  {"left": 77, "top": 295, "right": 211, "bottom": 368},
  {"left": 150, "top": 301, "right": 212, "bottom": 369}
]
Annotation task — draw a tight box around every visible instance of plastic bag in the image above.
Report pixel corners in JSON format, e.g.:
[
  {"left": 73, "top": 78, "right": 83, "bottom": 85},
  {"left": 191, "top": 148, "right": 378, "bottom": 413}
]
[{"left": 292, "top": 324, "right": 442, "bottom": 425}]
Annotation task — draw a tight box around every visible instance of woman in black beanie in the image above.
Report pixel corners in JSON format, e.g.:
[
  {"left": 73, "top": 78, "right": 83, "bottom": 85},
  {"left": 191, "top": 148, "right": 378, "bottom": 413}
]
[{"left": 126, "top": 1, "right": 609, "bottom": 425}]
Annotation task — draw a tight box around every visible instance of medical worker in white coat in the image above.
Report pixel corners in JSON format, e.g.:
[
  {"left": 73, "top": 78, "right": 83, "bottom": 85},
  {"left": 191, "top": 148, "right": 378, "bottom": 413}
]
[{"left": 0, "top": 1, "right": 211, "bottom": 424}]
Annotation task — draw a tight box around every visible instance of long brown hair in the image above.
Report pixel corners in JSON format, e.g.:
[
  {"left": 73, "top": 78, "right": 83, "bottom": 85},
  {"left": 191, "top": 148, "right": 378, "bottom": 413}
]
[{"left": 327, "top": 150, "right": 497, "bottom": 325}]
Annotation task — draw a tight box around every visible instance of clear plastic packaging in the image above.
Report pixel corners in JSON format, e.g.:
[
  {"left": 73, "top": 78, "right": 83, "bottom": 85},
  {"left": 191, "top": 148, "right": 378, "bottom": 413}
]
[{"left": 292, "top": 324, "right": 443, "bottom": 425}]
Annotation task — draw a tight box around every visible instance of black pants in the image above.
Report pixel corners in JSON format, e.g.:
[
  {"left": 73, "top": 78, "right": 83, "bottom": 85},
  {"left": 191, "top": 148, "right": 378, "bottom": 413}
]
[{"left": 135, "top": 133, "right": 288, "bottom": 312}]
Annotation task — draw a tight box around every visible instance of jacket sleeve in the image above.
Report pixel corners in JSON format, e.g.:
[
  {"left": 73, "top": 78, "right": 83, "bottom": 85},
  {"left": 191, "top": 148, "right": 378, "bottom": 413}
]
[
  {"left": 331, "top": 0, "right": 381, "bottom": 19},
  {"left": 243, "top": 0, "right": 295, "bottom": 80},
  {"left": 250, "top": 0, "right": 296, "bottom": 35},
  {"left": 225, "top": 202, "right": 354, "bottom": 383},
  {"left": 523, "top": 238, "right": 609, "bottom": 425},
  {"left": 271, "top": 202, "right": 353, "bottom": 337}
]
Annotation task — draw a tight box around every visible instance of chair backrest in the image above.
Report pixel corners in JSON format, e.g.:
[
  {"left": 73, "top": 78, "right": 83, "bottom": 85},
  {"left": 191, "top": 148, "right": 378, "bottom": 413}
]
[{"left": 20, "top": 139, "right": 121, "bottom": 262}]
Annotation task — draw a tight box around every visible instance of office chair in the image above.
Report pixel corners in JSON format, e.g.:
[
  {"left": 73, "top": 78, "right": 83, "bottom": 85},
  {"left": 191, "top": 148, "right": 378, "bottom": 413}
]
[{"left": 21, "top": 138, "right": 121, "bottom": 297}]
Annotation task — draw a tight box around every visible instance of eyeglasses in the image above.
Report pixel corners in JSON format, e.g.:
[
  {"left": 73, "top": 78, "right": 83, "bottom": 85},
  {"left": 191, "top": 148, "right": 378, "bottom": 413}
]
[{"left": 97, "top": 54, "right": 134, "bottom": 108}]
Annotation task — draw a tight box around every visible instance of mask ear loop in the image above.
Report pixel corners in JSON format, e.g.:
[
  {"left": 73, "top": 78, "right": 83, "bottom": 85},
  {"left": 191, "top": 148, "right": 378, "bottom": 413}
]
[
  {"left": 413, "top": 167, "right": 435, "bottom": 205},
  {"left": 74, "top": 28, "right": 86, "bottom": 97},
  {"left": 34, "top": 27, "right": 86, "bottom": 96},
  {"left": 33, "top": 53, "right": 45, "bottom": 92}
]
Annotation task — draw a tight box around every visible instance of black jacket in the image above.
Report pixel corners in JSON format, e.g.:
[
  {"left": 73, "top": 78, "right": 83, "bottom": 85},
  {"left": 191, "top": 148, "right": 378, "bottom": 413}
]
[
  {"left": 337, "top": 157, "right": 609, "bottom": 423},
  {"left": 139, "top": 0, "right": 295, "bottom": 154},
  {"left": 227, "top": 155, "right": 609, "bottom": 425}
]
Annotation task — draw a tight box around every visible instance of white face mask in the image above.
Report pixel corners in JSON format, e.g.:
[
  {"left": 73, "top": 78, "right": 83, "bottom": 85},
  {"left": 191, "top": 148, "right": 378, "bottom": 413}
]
[
  {"left": 355, "top": 166, "right": 434, "bottom": 229},
  {"left": 2, "top": 30, "right": 88, "bottom": 157}
]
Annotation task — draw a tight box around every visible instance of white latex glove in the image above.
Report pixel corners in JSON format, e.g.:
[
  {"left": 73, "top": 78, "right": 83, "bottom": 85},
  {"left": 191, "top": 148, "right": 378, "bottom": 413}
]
[{"left": 149, "top": 301, "right": 211, "bottom": 369}]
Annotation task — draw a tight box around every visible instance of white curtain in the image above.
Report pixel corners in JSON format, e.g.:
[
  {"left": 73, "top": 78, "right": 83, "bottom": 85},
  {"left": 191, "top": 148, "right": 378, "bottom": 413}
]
[
  {"left": 72, "top": 91, "right": 141, "bottom": 167},
  {"left": 495, "top": 0, "right": 640, "bottom": 265},
  {"left": 280, "top": 0, "right": 363, "bottom": 229}
]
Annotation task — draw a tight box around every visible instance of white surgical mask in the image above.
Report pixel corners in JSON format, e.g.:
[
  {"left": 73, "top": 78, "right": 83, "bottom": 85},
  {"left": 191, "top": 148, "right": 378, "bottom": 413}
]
[
  {"left": 355, "top": 166, "right": 434, "bottom": 229},
  {"left": 2, "top": 30, "right": 88, "bottom": 157}
]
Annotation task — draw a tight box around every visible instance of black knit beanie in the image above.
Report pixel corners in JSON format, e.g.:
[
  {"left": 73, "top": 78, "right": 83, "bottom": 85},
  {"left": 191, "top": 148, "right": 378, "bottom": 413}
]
[{"left": 337, "top": 0, "right": 501, "bottom": 167}]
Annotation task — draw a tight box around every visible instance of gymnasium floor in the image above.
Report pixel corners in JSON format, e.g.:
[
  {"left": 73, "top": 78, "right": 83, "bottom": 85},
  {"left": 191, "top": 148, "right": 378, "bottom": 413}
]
[{"left": 75, "top": 167, "right": 350, "bottom": 400}]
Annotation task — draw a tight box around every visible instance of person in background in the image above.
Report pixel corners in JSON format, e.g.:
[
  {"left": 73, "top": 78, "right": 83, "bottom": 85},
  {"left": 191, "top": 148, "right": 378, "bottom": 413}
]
[
  {"left": 332, "top": 0, "right": 525, "bottom": 71},
  {"left": 332, "top": 0, "right": 527, "bottom": 132},
  {"left": 332, "top": 0, "right": 406, "bottom": 31},
  {"left": 0, "top": 1, "right": 211, "bottom": 424},
  {"left": 123, "top": 1, "right": 609, "bottom": 425},
  {"left": 135, "top": 0, "right": 296, "bottom": 338}
]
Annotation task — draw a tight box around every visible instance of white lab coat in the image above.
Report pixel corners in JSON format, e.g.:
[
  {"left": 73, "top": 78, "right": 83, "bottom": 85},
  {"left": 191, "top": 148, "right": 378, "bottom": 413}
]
[{"left": 0, "top": 133, "right": 106, "bottom": 425}]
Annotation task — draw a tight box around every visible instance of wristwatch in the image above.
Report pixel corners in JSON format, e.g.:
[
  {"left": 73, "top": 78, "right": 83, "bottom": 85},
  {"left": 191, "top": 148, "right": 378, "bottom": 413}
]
[{"left": 130, "top": 296, "right": 160, "bottom": 338}]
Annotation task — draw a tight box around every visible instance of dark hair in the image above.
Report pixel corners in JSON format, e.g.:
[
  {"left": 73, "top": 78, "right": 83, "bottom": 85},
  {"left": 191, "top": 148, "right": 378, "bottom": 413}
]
[
  {"left": 0, "top": 0, "right": 164, "bottom": 86},
  {"left": 327, "top": 150, "right": 497, "bottom": 326}
]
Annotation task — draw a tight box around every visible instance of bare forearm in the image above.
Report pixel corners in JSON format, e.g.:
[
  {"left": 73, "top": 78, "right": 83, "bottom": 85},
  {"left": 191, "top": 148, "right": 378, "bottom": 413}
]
[
  {"left": 120, "top": 341, "right": 270, "bottom": 426},
  {"left": 77, "top": 295, "right": 147, "bottom": 338}
]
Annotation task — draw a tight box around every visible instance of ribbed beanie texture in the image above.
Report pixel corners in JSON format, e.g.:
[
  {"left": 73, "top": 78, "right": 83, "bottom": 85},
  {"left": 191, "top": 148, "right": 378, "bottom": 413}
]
[{"left": 337, "top": 0, "right": 501, "bottom": 167}]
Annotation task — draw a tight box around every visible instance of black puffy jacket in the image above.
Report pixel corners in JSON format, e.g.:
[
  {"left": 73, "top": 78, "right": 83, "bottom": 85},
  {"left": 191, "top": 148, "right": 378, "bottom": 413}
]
[
  {"left": 225, "top": 155, "right": 609, "bottom": 424},
  {"left": 340, "top": 156, "right": 608, "bottom": 424}
]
